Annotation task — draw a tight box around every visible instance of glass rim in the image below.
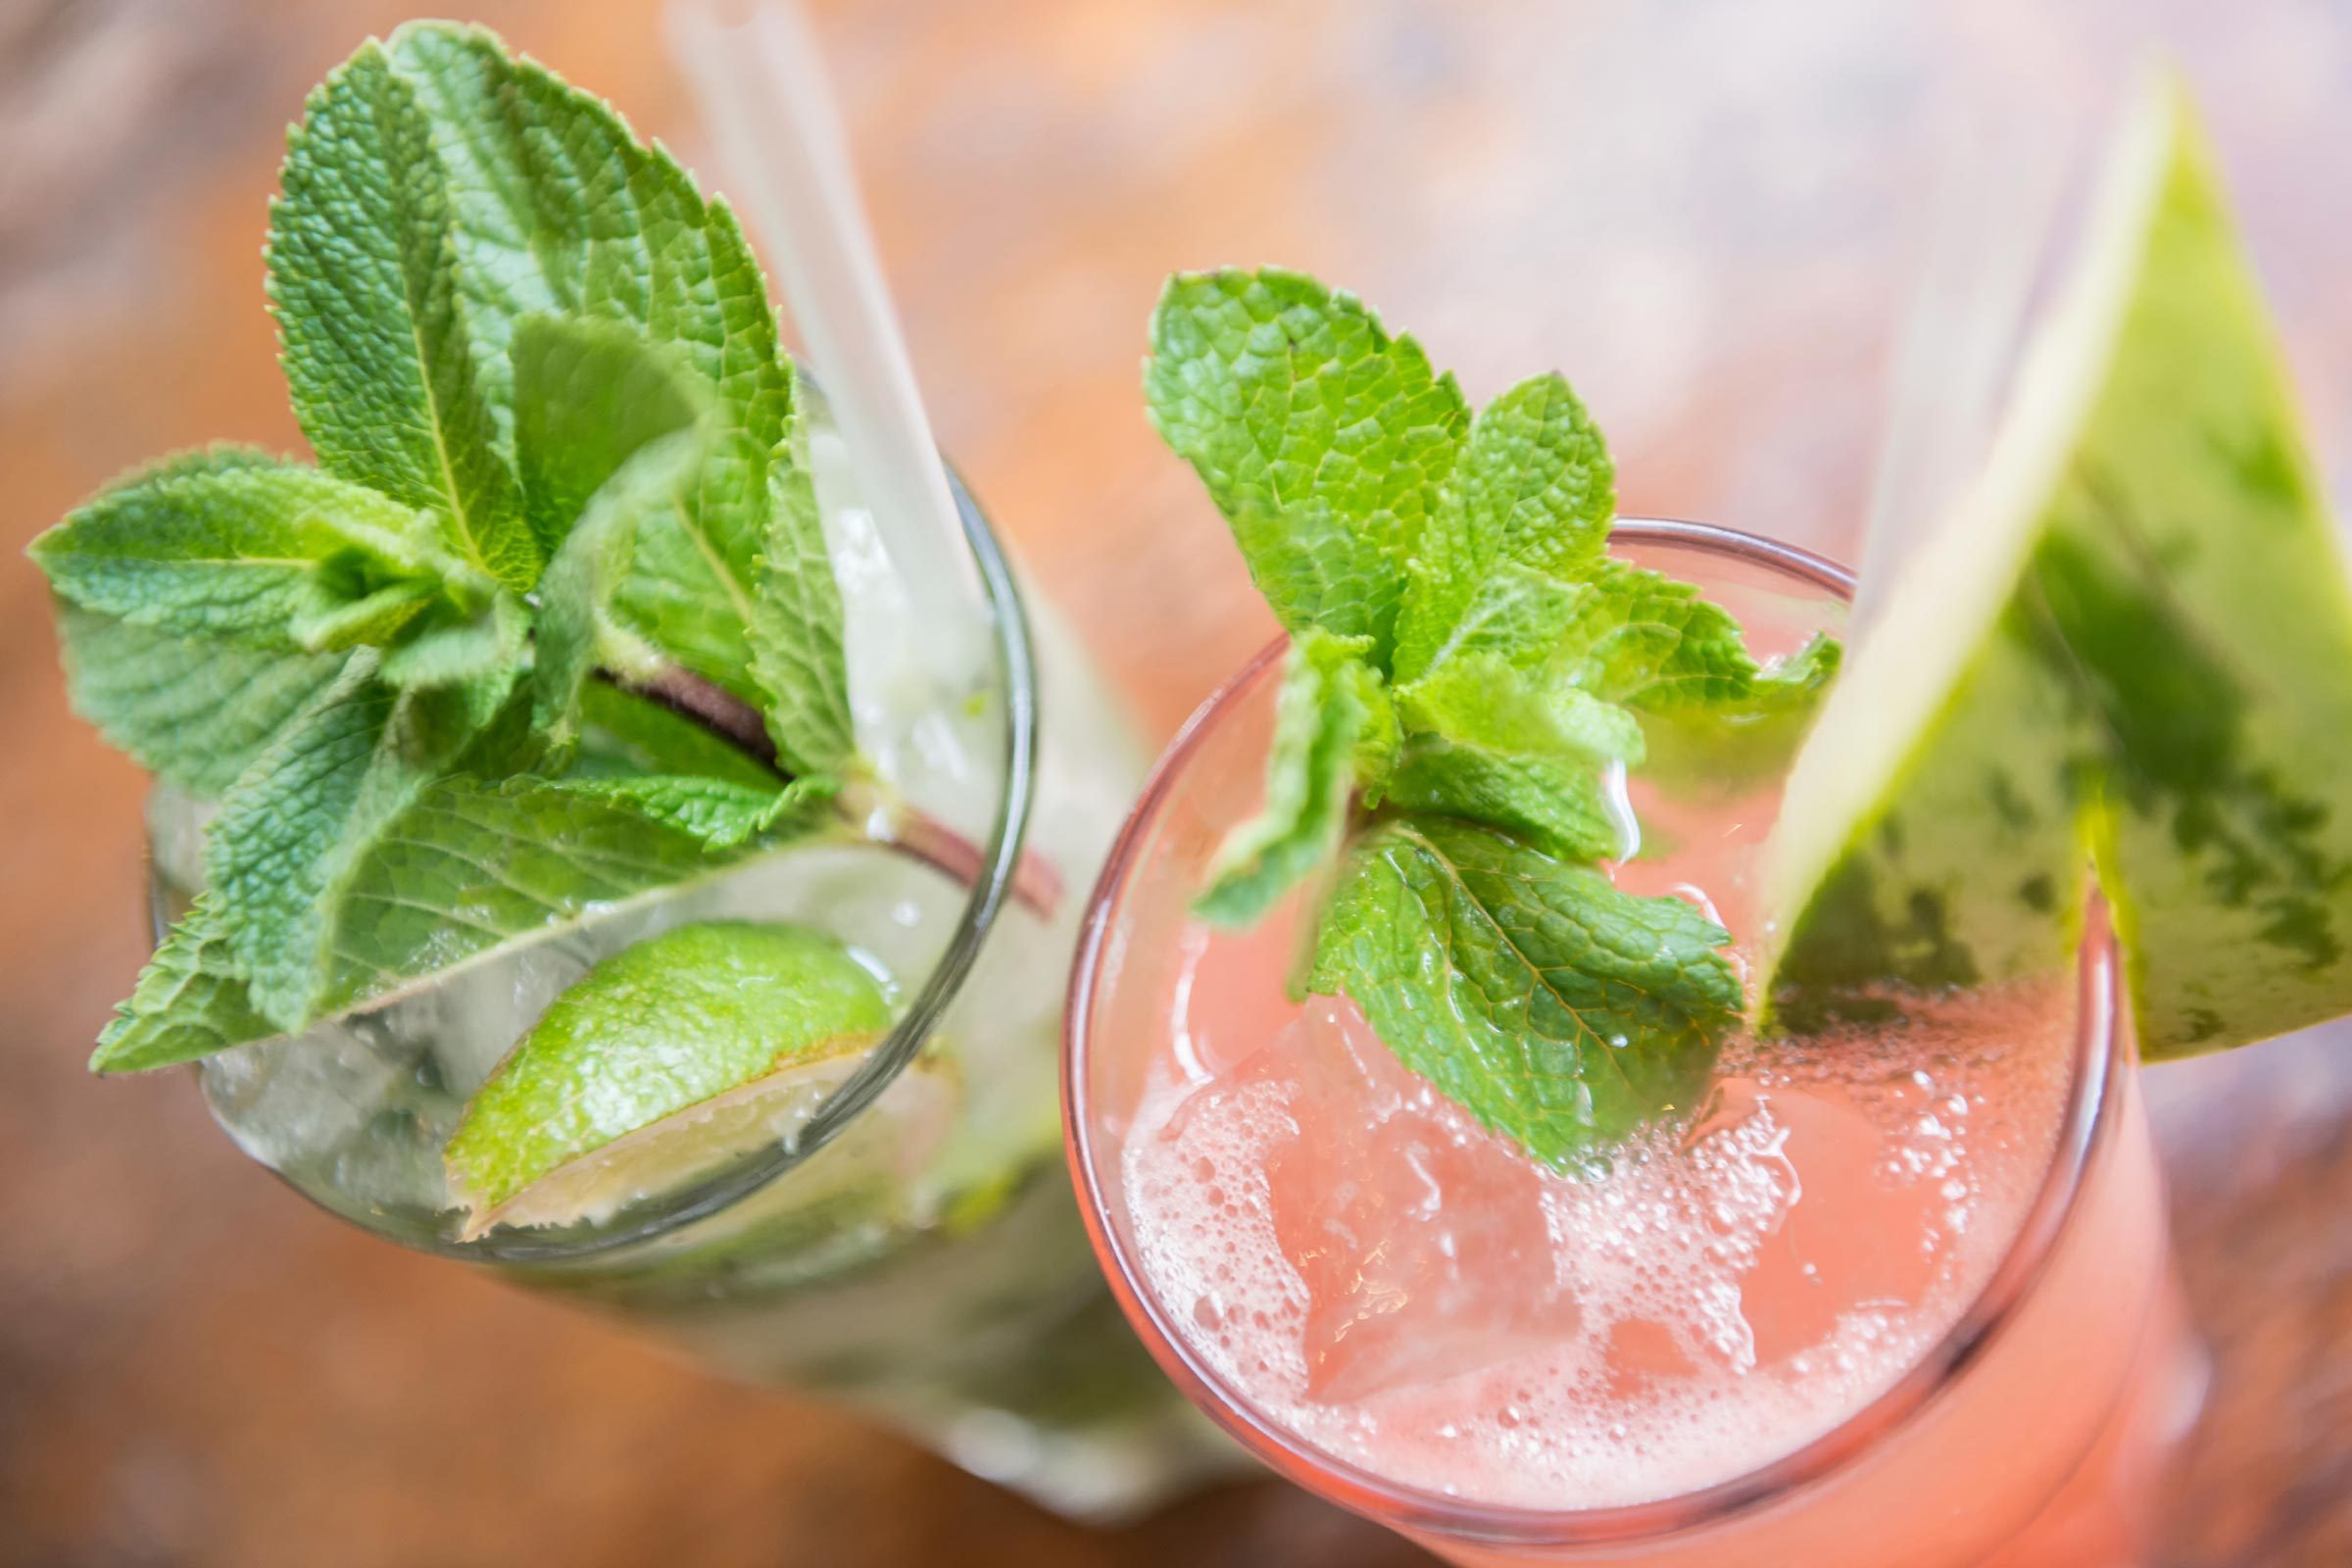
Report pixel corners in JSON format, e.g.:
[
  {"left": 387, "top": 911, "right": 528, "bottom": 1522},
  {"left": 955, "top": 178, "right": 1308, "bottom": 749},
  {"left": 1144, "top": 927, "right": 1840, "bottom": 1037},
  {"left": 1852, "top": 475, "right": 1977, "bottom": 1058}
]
[
  {"left": 1061, "top": 516, "right": 2124, "bottom": 1547},
  {"left": 179, "top": 466, "right": 1041, "bottom": 1265}
]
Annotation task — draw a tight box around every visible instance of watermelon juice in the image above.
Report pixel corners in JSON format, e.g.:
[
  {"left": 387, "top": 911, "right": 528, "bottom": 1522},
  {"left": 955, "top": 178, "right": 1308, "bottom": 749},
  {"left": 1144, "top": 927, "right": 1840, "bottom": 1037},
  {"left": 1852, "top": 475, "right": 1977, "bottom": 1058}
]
[{"left": 1065, "top": 525, "right": 2202, "bottom": 1567}]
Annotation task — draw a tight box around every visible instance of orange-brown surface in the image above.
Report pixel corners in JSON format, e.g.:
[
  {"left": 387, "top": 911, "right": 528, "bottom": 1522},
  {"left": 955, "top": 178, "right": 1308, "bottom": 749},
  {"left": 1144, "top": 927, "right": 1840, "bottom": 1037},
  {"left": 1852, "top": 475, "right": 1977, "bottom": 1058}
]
[{"left": 2, "top": 3, "right": 2346, "bottom": 1564}]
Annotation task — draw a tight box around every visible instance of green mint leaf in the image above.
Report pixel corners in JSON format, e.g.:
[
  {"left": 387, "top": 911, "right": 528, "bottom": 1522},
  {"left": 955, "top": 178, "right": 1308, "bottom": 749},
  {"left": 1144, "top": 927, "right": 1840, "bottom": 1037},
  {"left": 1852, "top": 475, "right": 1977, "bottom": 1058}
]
[
  {"left": 1559, "top": 560, "right": 1791, "bottom": 711},
  {"left": 1396, "top": 372, "right": 1613, "bottom": 682},
  {"left": 531, "top": 429, "right": 709, "bottom": 751},
  {"left": 269, "top": 42, "right": 535, "bottom": 590},
  {"left": 747, "top": 365, "right": 855, "bottom": 777},
  {"left": 52, "top": 604, "right": 353, "bottom": 799},
  {"left": 444, "top": 921, "right": 892, "bottom": 1224},
  {"left": 1399, "top": 650, "right": 1644, "bottom": 766},
  {"left": 90, "top": 895, "right": 279, "bottom": 1073},
  {"left": 101, "top": 776, "right": 810, "bottom": 1066},
  {"left": 29, "top": 456, "right": 468, "bottom": 651},
  {"left": 289, "top": 577, "right": 439, "bottom": 652},
  {"left": 1196, "top": 628, "right": 1397, "bottom": 928},
  {"left": 1305, "top": 816, "right": 1739, "bottom": 1166},
  {"left": 511, "top": 314, "right": 712, "bottom": 560},
  {"left": 1639, "top": 633, "right": 1841, "bottom": 793},
  {"left": 1147, "top": 268, "right": 1469, "bottom": 665},
  {"left": 202, "top": 654, "right": 496, "bottom": 1027},
  {"left": 564, "top": 681, "right": 781, "bottom": 790},
  {"left": 1385, "top": 652, "right": 1644, "bottom": 861},
  {"left": 543, "top": 774, "right": 835, "bottom": 850},
  {"left": 376, "top": 590, "right": 531, "bottom": 691},
  {"left": 318, "top": 778, "right": 814, "bottom": 1014},
  {"left": 1553, "top": 559, "right": 1839, "bottom": 789},
  {"left": 378, "top": 24, "right": 801, "bottom": 704}
]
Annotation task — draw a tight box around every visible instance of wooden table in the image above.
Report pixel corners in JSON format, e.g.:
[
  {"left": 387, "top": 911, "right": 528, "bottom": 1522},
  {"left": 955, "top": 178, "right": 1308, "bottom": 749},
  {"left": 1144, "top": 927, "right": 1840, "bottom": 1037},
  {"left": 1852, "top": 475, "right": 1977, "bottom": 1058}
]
[{"left": 2, "top": 3, "right": 2345, "bottom": 1563}]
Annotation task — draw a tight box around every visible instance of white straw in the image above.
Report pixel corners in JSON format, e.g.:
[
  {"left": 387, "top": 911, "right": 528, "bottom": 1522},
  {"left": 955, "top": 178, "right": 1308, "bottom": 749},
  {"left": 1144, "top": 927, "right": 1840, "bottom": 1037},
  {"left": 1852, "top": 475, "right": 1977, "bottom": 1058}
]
[
  {"left": 1853, "top": 76, "right": 2071, "bottom": 626},
  {"left": 667, "top": 0, "right": 980, "bottom": 650}
]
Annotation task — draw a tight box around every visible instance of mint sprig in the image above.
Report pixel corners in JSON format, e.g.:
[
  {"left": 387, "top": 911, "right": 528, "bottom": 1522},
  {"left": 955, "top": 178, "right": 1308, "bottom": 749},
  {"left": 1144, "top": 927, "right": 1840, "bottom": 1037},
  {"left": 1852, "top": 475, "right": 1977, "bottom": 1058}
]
[
  {"left": 1151, "top": 268, "right": 1839, "bottom": 1165},
  {"left": 28, "top": 24, "right": 930, "bottom": 1076}
]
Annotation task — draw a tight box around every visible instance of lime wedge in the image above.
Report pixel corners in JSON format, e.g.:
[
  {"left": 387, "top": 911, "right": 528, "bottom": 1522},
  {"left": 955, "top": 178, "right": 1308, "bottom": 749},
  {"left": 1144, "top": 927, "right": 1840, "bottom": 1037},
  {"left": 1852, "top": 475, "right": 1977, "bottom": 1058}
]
[
  {"left": 1763, "top": 71, "right": 2352, "bottom": 1058},
  {"left": 446, "top": 920, "right": 903, "bottom": 1238}
]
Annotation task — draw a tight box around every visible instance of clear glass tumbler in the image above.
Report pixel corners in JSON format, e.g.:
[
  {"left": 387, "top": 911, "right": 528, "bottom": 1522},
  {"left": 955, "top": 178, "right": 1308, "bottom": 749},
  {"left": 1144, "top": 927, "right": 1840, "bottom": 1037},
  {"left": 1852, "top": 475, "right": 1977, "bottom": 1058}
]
[
  {"left": 1064, "top": 520, "right": 2208, "bottom": 1564},
  {"left": 152, "top": 472, "right": 1235, "bottom": 1524}
]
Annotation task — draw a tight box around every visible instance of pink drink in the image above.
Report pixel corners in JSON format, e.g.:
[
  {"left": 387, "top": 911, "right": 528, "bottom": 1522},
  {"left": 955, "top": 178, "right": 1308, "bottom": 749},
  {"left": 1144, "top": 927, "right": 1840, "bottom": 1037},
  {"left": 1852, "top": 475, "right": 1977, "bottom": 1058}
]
[{"left": 1067, "top": 524, "right": 2201, "bottom": 1566}]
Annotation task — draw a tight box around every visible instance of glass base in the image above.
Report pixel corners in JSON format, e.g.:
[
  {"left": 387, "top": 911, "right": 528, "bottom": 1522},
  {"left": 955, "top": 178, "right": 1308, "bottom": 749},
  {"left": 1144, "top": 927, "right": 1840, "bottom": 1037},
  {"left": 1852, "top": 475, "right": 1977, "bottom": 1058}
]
[{"left": 844, "top": 1284, "right": 1256, "bottom": 1525}]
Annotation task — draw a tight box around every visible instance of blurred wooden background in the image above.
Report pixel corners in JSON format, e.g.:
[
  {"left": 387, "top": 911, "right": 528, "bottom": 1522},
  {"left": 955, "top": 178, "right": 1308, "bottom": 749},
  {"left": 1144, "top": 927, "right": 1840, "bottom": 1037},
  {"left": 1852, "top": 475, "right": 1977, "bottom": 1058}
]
[{"left": 2, "top": 1, "right": 2348, "bottom": 1563}]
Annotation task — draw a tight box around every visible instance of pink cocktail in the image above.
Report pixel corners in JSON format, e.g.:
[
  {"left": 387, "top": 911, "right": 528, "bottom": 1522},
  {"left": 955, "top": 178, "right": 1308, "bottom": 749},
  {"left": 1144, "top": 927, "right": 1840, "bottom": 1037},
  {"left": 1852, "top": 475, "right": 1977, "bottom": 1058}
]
[{"left": 1066, "top": 523, "right": 2203, "bottom": 1567}]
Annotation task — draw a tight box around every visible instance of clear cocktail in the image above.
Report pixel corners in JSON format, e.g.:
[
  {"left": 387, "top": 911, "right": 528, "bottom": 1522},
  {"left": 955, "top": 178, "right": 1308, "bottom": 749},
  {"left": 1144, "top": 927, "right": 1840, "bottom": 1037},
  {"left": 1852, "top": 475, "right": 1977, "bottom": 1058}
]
[
  {"left": 31, "top": 22, "right": 1235, "bottom": 1524},
  {"left": 161, "top": 477, "right": 1227, "bottom": 1521}
]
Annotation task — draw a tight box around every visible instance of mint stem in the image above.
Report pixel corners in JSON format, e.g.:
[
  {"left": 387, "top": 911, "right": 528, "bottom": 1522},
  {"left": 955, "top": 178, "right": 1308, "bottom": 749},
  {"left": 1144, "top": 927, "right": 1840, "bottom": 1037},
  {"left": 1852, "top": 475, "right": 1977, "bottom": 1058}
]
[
  {"left": 598, "top": 665, "right": 1062, "bottom": 920},
  {"left": 613, "top": 662, "right": 779, "bottom": 763}
]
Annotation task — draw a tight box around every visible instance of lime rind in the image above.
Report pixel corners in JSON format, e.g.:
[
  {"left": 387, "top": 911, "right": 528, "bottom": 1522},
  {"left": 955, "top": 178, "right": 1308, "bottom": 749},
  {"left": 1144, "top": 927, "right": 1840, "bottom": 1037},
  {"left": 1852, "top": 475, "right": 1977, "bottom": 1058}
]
[
  {"left": 445, "top": 919, "right": 912, "bottom": 1236},
  {"left": 460, "top": 1047, "right": 868, "bottom": 1239}
]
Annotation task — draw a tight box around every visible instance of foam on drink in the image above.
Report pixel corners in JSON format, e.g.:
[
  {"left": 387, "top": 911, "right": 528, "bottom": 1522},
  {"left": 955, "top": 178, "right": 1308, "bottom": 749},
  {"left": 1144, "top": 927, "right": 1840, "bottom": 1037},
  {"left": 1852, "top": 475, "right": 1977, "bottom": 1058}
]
[{"left": 1121, "top": 938, "right": 2075, "bottom": 1510}]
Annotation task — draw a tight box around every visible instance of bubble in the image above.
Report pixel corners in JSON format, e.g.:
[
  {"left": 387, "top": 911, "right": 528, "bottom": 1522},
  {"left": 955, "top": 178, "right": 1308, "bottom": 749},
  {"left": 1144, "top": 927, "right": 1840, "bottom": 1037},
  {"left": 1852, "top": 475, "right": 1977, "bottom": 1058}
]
[{"left": 1120, "top": 942, "right": 2079, "bottom": 1510}]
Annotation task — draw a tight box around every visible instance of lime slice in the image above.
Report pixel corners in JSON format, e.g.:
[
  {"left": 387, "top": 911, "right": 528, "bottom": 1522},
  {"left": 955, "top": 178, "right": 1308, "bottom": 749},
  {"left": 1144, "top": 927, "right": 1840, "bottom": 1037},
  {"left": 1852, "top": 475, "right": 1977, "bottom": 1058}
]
[
  {"left": 1763, "top": 72, "right": 2352, "bottom": 1058},
  {"left": 446, "top": 920, "right": 907, "bottom": 1238}
]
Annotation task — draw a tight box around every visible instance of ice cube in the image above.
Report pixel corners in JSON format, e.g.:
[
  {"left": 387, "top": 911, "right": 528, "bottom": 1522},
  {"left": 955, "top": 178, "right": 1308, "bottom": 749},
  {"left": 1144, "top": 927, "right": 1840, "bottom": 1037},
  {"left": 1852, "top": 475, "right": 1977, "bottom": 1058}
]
[
  {"left": 1255, "top": 998, "right": 1582, "bottom": 1403},
  {"left": 1704, "top": 1078, "right": 1941, "bottom": 1365}
]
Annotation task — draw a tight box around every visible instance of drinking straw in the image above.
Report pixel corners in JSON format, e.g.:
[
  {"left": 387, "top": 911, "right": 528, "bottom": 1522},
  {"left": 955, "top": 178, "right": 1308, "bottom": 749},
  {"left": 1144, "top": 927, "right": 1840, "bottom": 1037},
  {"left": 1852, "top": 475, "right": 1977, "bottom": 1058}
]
[
  {"left": 1852, "top": 74, "right": 2073, "bottom": 624},
  {"left": 667, "top": 0, "right": 983, "bottom": 677}
]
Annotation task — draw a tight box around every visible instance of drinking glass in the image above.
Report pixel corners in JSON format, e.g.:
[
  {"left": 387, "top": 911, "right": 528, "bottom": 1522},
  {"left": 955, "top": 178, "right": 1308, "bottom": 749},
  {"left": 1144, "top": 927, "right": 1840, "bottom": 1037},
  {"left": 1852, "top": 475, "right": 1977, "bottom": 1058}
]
[
  {"left": 151, "top": 470, "right": 1235, "bottom": 1524},
  {"left": 1065, "top": 520, "right": 2207, "bottom": 1564}
]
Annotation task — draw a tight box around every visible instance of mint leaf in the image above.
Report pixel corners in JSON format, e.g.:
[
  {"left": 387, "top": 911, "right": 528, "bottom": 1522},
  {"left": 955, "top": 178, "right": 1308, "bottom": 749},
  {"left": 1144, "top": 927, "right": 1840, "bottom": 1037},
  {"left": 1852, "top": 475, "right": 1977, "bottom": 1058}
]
[
  {"left": 544, "top": 774, "right": 834, "bottom": 850},
  {"left": 29, "top": 456, "right": 471, "bottom": 651},
  {"left": 747, "top": 366, "right": 854, "bottom": 777},
  {"left": 512, "top": 314, "right": 712, "bottom": 560},
  {"left": 1552, "top": 560, "right": 1839, "bottom": 789},
  {"left": 1196, "top": 628, "right": 1397, "bottom": 927},
  {"left": 377, "top": 590, "right": 530, "bottom": 691},
  {"left": 1396, "top": 372, "right": 1613, "bottom": 682},
  {"left": 320, "top": 778, "right": 804, "bottom": 1013},
  {"left": 270, "top": 41, "right": 535, "bottom": 590},
  {"left": 1559, "top": 560, "right": 1793, "bottom": 711},
  {"left": 509, "top": 315, "right": 715, "bottom": 747},
  {"left": 378, "top": 23, "right": 801, "bottom": 705},
  {"left": 1386, "top": 653, "right": 1643, "bottom": 861},
  {"left": 53, "top": 604, "right": 353, "bottom": 799},
  {"left": 91, "top": 896, "right": 279, "bottom": 1073},
  {"left": 1399, "top": 651, "right": 1644, "bottom": 766},
  {"left": 103, "top": 776, "right": 808, "bottom": 1066},
  {"left": 290, "top": 578, "right": 440, "bottom": 653},
  {"left": 1638, "top": 633, "right": 1841, "bottom": 792},
  {"left": 202, "top": 654, "right": 503, "bottom": 1026},
  {"left": 350, "top": 23, "right": 852, "bottom": 746},
  {"left": 531, "top": 429, "right": 709, "bottom": 751},
  {"left": 1147, "top": 268, "right": 1469, "bottom": 664},
  {"left": 1305, "top": 817, "right": 1739, "bottom": 1166}
]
